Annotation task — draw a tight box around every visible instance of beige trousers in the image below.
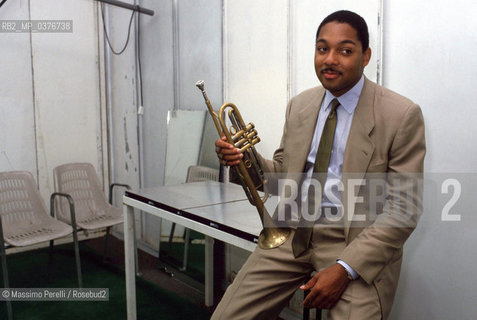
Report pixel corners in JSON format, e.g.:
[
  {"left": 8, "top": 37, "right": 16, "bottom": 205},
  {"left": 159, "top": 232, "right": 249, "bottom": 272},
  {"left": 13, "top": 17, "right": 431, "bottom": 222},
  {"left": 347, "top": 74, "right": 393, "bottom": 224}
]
[{"left": 211, "top": 228, "right": 382, "bottom": 320}]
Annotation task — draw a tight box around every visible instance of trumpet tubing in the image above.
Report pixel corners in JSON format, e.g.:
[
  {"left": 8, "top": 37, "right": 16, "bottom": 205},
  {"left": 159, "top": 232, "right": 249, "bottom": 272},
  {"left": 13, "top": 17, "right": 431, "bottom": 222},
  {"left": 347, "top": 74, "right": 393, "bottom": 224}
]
[{"left": 196, "top": 80, "right": 291, "bottom": 249}]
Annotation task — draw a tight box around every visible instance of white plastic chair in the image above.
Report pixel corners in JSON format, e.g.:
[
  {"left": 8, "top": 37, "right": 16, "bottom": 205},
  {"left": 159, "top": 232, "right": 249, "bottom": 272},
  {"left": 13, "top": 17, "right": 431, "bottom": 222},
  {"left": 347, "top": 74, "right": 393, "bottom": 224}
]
[
  {"left": 167, "top": 165, "right": 219, "bottom": 271},
  {"left": 186, "top": 165, "right": 221, "bottom": 183},
  {"left": 53, "top": 162, "right": 138, "bottom": 272},
  {"left": 0, "top": 171, "right": 82, "bottom": 320}
]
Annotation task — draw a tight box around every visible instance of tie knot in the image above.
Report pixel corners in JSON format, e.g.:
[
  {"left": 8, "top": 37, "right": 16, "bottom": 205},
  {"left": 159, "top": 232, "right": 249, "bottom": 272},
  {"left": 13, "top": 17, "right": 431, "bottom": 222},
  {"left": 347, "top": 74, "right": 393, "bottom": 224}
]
[
  {"left": 328, "top": 99, "right": 340, "bottom": 119},
  {"left": 331, "top": 98, "right": 340, "bottom": 111}
]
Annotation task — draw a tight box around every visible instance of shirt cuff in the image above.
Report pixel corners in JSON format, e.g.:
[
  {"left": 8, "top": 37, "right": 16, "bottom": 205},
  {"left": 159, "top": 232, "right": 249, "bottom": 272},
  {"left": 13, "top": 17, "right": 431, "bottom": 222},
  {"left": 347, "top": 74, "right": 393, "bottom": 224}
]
[{"left": 337, "top": 260, "right": 359, "bottom": 280}]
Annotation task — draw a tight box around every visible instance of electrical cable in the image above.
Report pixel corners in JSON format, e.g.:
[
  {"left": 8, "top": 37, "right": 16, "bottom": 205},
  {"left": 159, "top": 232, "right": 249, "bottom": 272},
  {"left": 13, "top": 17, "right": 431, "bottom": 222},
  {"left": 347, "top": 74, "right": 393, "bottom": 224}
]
[
  {"left": 100, "top": 3, "right": 136, "bottom": 55},
  {"left": 0, "top": 0, "right": 8, "bottom": 8}
]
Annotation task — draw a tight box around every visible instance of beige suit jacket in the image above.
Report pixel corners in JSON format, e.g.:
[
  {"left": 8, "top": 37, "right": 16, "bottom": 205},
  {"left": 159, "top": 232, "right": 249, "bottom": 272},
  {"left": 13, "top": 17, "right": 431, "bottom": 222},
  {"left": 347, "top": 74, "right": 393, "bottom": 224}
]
[{"left": 258, "top": 77, "right": 426, "bottom": 318}]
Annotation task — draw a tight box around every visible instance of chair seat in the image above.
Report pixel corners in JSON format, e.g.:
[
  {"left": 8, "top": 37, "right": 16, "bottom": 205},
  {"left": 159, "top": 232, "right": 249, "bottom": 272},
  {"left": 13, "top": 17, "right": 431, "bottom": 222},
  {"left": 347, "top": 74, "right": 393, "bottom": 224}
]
[
  {"left": 75, "top": 207, "right": 123, "bottom": 230},
  {"left": 4, "top": 216, "right": 73, "bottom": 247}
]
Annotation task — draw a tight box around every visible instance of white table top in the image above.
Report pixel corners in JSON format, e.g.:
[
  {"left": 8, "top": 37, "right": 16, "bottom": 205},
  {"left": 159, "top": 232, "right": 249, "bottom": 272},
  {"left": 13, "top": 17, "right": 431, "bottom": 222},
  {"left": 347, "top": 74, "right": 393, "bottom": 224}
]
[
  {"left": 185, "top": 193, "right": 279, "bottom": 243},
  {"left": 124, "top": 181, "right": 278, "bottom": 244},
  {"left": 125, "top": 181, "right": 248, "bottom": 210}
]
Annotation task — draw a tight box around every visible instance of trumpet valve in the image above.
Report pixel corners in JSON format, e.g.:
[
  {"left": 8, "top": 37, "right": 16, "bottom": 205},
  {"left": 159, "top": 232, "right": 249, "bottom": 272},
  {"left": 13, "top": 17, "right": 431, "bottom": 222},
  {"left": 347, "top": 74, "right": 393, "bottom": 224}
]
[
  {"left": 232, "top": 123, "right": 259, "bottom": 147},
  {"left": 245, "top": 123, "right": 255, "bottom": 132}
]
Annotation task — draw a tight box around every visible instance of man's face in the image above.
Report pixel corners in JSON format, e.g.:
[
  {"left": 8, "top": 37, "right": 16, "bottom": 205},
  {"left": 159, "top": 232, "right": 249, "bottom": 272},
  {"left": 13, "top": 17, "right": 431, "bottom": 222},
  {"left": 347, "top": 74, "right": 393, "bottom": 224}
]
[{"left": 314, "top": 21, "right": 371, "bottom": 97}]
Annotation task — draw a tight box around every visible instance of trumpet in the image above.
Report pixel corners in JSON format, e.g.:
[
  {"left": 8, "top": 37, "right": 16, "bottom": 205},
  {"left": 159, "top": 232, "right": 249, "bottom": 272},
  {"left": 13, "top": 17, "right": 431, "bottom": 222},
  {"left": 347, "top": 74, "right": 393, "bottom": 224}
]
[{"left": 196, "top": 80, "right": 291, "bottom": 249}]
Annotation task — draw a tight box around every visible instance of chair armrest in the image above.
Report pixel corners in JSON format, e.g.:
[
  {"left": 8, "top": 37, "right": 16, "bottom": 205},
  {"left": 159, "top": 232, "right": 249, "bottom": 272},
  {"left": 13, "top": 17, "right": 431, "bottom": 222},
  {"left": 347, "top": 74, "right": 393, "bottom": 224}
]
[
  {"left": 109, "top": 183, "right": 131, "bottom": 205},
  {"left": 50, "top": 192, "right": 79, "bottom": 232}
]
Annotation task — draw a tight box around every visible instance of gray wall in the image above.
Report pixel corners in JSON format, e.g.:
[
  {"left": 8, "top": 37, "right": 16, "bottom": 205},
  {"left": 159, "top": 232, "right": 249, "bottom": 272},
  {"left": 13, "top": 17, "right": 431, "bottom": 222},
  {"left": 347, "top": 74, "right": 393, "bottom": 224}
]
[
  {"left": 0, "top": 0, "right": 107, "bottom": 202},
  {"left": 383, "top": 0, "right": 477, "bottom": 318}
]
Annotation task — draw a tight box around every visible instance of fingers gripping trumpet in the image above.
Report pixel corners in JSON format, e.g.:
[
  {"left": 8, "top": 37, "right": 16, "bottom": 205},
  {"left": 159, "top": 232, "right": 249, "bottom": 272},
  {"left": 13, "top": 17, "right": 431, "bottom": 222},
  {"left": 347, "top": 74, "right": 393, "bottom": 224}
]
[{"left": 196, "top": 80, "right": 291, "bottom": 249}]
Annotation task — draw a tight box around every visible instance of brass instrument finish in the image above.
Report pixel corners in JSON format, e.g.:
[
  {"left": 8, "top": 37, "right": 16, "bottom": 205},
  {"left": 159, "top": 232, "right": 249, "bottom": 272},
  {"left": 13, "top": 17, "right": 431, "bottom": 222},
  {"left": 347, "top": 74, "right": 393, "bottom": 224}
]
[{"left": 196, "top": 80, "right": 291, "bottom": 249}]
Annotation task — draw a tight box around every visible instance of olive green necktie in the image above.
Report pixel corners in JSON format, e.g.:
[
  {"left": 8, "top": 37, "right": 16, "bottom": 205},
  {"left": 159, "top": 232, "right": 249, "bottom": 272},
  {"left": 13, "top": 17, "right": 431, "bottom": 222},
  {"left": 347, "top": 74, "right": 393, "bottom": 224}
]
[{"left": 292, "top": 98, "right": 340, "bottom": 257}]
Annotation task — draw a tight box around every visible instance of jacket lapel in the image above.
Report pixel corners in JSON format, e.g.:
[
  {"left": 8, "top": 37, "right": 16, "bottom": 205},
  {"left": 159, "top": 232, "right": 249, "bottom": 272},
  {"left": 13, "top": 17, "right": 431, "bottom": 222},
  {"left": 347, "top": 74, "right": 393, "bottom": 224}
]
[
  {"left": 342, "top": 78, "right": 376, "bottom": 238},
  {"left": 287, "top": 87, "right": 325, "bottom": 174}
]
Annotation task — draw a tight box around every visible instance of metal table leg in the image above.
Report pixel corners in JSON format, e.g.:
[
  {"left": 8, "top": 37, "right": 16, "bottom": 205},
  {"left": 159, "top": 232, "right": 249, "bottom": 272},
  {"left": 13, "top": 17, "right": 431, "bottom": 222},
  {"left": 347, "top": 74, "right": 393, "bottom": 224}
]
[{"left": 124, "top": 204, "right": 137, "bottom": 320}]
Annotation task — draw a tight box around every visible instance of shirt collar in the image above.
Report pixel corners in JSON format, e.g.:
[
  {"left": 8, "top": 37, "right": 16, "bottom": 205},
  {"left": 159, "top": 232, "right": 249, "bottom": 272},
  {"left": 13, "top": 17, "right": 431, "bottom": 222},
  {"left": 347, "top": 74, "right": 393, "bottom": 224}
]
[{"left": 322, "top": 75, "right": 365, "bottom": 114}]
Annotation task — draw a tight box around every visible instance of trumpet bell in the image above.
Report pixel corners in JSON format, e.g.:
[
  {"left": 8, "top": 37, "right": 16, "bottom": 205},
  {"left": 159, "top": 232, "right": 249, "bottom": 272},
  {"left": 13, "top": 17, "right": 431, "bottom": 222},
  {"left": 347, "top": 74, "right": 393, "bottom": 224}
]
[{"left": 258, "top": 227, "right": 292, "bottom": 249}]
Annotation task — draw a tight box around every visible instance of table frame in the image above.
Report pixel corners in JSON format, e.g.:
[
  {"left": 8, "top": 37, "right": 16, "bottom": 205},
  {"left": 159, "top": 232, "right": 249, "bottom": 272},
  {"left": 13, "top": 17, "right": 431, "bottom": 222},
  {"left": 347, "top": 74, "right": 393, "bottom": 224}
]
[{"left": 122, "top": 182, "right": 259, "bottom": 320}]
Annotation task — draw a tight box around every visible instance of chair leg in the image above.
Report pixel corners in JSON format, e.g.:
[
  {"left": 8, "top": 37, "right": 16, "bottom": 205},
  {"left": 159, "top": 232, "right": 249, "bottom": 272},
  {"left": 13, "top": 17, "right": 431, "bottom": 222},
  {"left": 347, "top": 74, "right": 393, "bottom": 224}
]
[
  {"left": 317, "top": 308, "right": 322, "bottom": 320},
  {"left": 168, "top": 223, "right": 176, "bottom": 248},
  {"left": 303, "top": 307, "right": 322, "bottom": 320},
  {"left": 72, "top": 229, "right": 83, "bottom": 288},
  {"left": 48, "top": 240, "right": 54, "bottom": 283},
  {"left": 103, "top": 227, "right": 111, "bottom": 263},
  {"left": 179, "top": 228, "right": 191, "bottom": 272},
  {"left": 131, "top": 217, "right": 141, "bottom": 276},
  {"left": 0, "top": 238, "right": 13, "bottom": 320}
]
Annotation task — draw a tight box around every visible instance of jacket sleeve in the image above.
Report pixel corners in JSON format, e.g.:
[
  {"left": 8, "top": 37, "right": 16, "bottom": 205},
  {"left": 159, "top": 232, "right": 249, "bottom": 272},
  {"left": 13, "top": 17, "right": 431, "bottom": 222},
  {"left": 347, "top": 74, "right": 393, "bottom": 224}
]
[{"left": 339, "top": 103, "right": 426, "bottom": 284}]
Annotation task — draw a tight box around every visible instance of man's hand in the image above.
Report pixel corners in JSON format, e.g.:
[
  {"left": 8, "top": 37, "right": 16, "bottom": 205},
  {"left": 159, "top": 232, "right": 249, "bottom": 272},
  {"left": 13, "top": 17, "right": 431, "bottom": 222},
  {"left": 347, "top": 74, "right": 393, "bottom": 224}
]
[
  {"left": 301, "top": 263, "right": 351, "bottom": 310},
  {"left": 215, "top": 136, "right": 243, "bottom": 166}
]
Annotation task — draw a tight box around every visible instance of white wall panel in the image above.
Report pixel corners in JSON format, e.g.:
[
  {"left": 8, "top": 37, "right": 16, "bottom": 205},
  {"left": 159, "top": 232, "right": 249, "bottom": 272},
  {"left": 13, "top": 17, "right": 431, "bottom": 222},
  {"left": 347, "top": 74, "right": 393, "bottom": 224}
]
[
  {"left": 30, "top": 0, "right": 104, "bottom": 201},
  {"left": 139, "top": 0, "right": 173, "bottom": 190},
  {"left": 383, "top": 0, "right": 477, "bottom": 173},
  {"left": 137, "top": 0, "right": 174, "bottom": 247},
  {"left": 225, "top": 0, "right": 289, "bottom": 159},
  {"left": 383, "top": 1, "right": 477, "bottom": 319},
  {"left": 179, "top": 0, "right": 223, "bottom": 110},
  {"left": 108, "top": 0, "right": 141, "bottom": 190},
  {"left": 0, "top": 0, "right": 37, "bottom": 176},
  {"left": 0, "top": 0, "right": 104, "bottom": 203}
]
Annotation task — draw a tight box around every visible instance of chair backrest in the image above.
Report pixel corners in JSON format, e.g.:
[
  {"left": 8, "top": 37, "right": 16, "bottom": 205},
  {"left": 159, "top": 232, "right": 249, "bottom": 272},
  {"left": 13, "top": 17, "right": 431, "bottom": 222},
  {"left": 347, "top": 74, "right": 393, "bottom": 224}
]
[
  {"left": 186, "top": 165, "right": 220, "bottom": 183},
  {"left": 0, "top": 171, "right": 48, "bottom": 239},
  {"left": 53, "top": 163, "right": 109, "bottom": 223}
]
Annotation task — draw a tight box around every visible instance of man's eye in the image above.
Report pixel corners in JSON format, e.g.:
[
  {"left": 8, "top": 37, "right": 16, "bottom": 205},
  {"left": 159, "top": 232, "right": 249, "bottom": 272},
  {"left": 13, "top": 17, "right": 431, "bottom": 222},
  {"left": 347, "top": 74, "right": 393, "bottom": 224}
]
[
  {"left": 316, "top": 47, "right": 327, "bottom": 53},
  {"left": 341, "top": 49, "right": 352, "bottom": 55}
]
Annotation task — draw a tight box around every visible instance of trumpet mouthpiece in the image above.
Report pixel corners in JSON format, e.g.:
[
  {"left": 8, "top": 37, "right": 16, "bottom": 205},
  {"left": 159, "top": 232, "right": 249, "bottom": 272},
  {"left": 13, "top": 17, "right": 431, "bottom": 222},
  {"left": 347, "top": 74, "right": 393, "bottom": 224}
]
[{"left": 196, "top": 80, "right": 205, "bottom": 90}]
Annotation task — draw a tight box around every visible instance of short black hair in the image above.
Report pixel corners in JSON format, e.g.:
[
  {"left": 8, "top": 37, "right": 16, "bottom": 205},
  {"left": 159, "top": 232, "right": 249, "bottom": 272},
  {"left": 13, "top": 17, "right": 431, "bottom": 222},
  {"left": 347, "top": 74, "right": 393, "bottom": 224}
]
[{"left": 316, "top": 10, "right": 369, "bottom": 52}]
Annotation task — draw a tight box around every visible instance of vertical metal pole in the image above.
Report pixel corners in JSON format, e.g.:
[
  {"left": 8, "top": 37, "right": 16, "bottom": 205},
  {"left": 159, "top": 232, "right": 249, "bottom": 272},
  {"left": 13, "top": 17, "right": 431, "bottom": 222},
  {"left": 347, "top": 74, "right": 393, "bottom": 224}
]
[
  {"left": 377, "top": 0, "right": 384, "bottom": 86},
  {"left": 204, "top": 235, "right": 214, "bottom": 307},
  {"left": 133, "top": 0, "right": 146, "bottom": 251},
  {"left": 172, "top": 0, "right": 180, "bottom": 110},
  {"left": 102, "top": 3, "right": 115, "bottom": 192},
  {"left": 124, "top": 202, "right": 137, "bottom": 320},
  {"left": 180, "top": 228, "right": 191, "bottom": 271},
  {"left": 287, "top": 0, "right": 296, "bottom": 102}
]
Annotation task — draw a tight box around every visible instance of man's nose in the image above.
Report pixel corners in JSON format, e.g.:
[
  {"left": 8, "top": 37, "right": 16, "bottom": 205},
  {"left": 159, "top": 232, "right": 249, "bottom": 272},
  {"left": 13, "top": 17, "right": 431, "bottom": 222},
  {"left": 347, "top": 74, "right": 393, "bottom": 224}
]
[{"left": 324, "top": 50, "right": 339, "bottom": 65}]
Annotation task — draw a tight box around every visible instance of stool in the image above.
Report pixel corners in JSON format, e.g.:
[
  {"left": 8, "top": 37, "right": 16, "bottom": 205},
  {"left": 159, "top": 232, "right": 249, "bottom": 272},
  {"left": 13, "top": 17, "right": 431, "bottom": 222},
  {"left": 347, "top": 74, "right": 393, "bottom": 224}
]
[{"left": 303, "top": 294, "right": 322, "bottom": 320}]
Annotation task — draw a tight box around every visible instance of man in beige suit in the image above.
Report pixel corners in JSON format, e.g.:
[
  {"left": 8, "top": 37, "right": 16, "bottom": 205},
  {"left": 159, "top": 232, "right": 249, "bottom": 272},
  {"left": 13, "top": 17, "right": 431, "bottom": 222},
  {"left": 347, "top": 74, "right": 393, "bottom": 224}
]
[{"left": 212, "top": 10, "right": 425, "bottom": 320}]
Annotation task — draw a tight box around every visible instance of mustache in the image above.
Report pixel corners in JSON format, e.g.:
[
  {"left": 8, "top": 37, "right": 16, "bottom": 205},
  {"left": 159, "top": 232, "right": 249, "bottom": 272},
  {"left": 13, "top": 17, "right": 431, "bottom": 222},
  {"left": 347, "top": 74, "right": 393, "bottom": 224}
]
[{"left": 321, "top": 68, "right": 342, "bottom": 74}]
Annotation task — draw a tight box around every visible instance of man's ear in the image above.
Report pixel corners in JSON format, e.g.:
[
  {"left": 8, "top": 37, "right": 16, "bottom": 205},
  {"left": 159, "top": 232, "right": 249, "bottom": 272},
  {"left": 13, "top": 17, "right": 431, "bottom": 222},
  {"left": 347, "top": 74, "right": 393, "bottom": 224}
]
[{"left": 363, "top": 47, "right": 371, "bottom": 67}]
